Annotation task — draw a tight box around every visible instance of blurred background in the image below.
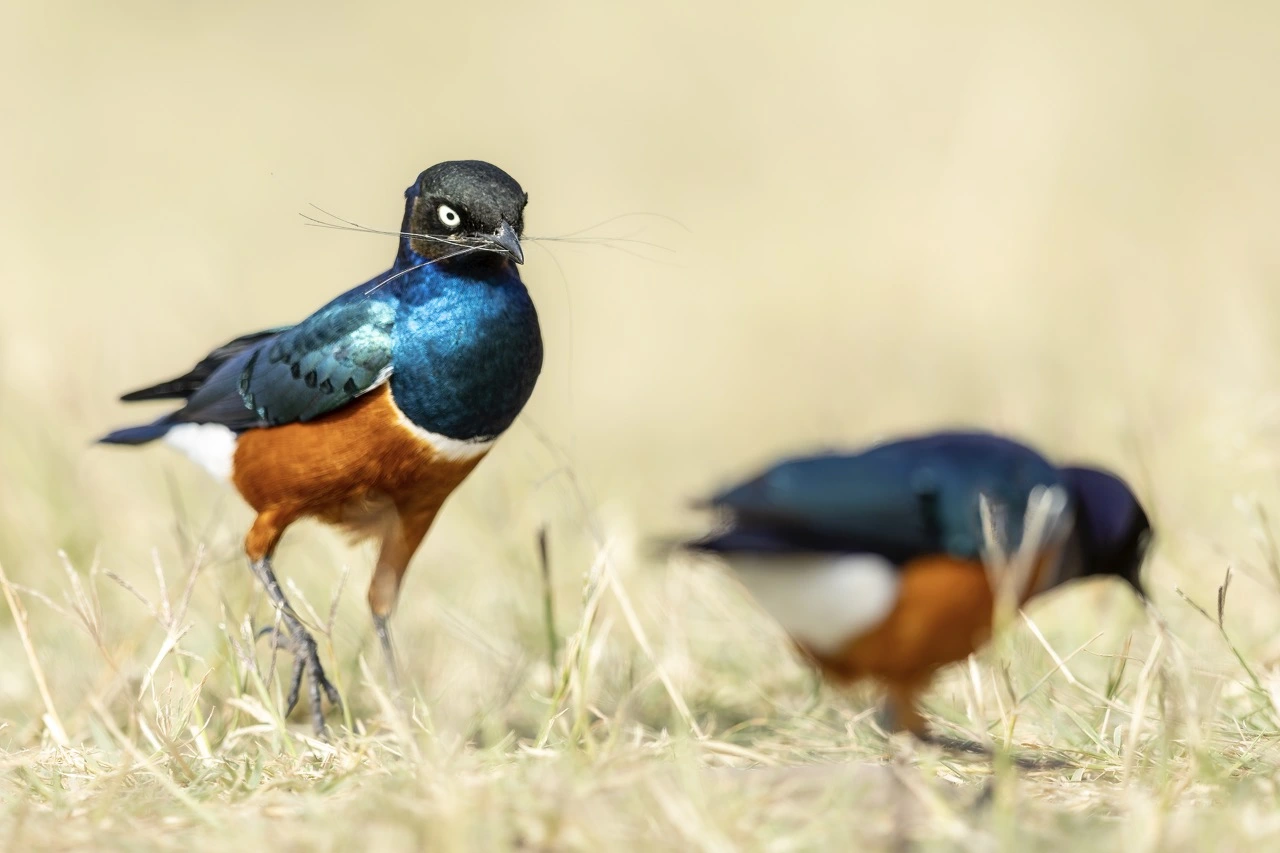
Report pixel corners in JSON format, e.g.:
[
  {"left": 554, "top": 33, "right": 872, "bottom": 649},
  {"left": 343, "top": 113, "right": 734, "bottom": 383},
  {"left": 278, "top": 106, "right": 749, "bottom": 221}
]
[{"left": 3, "top": 0, "right": 1280, "bottom": 737}]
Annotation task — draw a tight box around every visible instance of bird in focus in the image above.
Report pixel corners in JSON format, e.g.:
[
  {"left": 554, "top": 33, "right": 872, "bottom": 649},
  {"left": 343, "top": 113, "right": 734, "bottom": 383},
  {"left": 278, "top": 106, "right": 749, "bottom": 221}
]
[
  {"left": 100, "top": 160, "right": 543, "bottom": 734},
  {"left": 682, "top": 431, "right": 1152, "bottom": 742}
]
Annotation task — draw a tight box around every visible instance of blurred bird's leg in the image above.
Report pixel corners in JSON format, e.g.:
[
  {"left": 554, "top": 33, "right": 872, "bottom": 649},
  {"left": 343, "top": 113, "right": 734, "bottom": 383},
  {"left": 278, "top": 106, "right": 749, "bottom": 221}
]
[
  {"left": 246, "top": 510, "right": 342, "bottom": 736},
  {"left": 879, "top": 681, "right": 929, "bottom": 741},
  {"left": 368, "top": 507, "right": 434, "bottom": 693},
  {"left": 880, "top": 682, "right": 992, "bottom": 759},
  {"left": 882, "top": 678, "right": 989, "bottom": 754},
  {"left": 877, "top": 674, "right": 1069, "bottom": 768},
  {"left": 880, "top": 682, "right": 926, "bottom": 853}
]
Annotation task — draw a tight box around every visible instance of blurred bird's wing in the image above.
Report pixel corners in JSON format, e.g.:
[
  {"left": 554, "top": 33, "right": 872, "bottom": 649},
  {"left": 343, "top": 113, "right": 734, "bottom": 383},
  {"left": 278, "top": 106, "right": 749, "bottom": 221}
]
[
  {"left": 697, "top": 433, "right": 1063, "bottom": 563},
  {"left": 695, "top": 454, "right": 945, "bottom": 562}
]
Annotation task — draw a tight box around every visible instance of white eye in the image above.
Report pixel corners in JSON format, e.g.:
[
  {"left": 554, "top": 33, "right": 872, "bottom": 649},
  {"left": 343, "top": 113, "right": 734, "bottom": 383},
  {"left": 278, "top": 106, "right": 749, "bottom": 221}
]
[{"left": 437, "top": 204, "right": 461, "bottom": 229}]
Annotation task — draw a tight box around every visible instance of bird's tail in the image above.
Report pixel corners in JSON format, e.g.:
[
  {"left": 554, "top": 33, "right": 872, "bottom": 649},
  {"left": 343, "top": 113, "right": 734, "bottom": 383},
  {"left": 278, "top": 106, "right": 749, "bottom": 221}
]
[{"left": 98, "top": 418, "right": 174, "bottom": 445}]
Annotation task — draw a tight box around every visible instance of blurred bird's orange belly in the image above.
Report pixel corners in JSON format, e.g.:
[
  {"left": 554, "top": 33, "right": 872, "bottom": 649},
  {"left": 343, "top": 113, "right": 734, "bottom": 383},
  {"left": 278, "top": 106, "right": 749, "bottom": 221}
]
[{"left": 810, "top": 552, "right": 1053, "bottom": 685}]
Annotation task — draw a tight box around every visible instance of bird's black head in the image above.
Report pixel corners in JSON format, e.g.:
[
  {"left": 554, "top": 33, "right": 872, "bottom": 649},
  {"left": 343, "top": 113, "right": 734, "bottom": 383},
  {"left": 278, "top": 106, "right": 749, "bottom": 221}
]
[
  {"left": 400, "top": 160, "right": 528, "bottom": 266},
  {"left": 1059, "top": 465, "right": 1153, "bottom": 599}
]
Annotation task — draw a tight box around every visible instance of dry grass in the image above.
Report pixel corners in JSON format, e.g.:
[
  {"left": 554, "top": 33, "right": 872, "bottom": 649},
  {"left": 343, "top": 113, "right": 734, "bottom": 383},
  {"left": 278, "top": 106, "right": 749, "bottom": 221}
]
[
  {"left": 6, "top": 0, "right": 1280, "bottom": 849},
  {"left": 2, "top": 511, "right": 1280, "bottom": 851}
]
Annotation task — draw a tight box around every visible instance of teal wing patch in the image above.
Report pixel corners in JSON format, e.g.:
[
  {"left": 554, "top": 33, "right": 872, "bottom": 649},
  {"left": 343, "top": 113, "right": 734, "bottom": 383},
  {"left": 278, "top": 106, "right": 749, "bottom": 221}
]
[{"left": 238, "top": 299, "right": 396, "bottom": 425}]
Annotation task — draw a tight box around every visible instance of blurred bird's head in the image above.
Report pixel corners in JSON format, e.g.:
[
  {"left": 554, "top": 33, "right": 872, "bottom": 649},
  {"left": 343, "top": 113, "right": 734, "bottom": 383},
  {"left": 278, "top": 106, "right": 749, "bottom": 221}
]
[
  {"left": 1059, "top": 465, "right": 1153, "bottom": 599},
  {"left": 401, "top": 160, "right": 528, "bottom": 266}
]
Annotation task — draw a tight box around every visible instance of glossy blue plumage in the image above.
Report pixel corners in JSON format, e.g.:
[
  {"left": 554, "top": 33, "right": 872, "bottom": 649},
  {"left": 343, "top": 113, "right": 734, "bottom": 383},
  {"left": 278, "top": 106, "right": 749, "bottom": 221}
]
[
  {"left": 387, "top": 258, "right": 541, "bottom": 440},
  {"left": 691, "top": 430, "right": 1152, "bottom": 595},
  {"left": 697, "top": 432, "right": 1071, "bottom": 564},
  {"left": 101, "top": 164, "right": 542, "bottom": 446}
]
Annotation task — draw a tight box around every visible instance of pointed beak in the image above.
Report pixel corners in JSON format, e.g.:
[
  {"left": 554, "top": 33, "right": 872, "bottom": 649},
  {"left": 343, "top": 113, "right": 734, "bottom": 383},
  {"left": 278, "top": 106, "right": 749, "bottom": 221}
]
[{"left": 488, "top": 220, "right": 524, "bottom": 264}]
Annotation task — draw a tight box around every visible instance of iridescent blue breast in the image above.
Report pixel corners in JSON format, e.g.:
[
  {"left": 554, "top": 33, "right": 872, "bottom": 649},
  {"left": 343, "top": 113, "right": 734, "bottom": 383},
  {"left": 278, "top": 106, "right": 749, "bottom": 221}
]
[{"left": 388, "top": 264, "right": 543, "bottom": 441}]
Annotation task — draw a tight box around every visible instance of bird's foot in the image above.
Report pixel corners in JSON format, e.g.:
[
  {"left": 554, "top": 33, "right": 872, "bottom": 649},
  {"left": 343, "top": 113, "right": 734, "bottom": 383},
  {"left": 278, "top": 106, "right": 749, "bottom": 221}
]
[
  {"left": 258, "top": 625, "right": 342, "bottom": 736},
  {"left": 914, "top": 728, "right": 1071, "bottom": 770}
]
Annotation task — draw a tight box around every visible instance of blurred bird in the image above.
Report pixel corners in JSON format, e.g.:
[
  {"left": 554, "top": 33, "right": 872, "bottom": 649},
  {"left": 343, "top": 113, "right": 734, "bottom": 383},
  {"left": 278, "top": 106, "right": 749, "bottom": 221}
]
[
  {"left": 682, "top": 431, "right": 1151, "bottom": 742},
  {"left": 101, "top": 161, "right": 543, "bottom": 734}
]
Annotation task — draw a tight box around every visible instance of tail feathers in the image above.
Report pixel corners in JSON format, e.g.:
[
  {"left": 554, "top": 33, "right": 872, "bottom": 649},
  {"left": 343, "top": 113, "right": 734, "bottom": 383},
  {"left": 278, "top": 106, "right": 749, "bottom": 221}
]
[
  {"left": 120, "top": 381, "right": 196, "bottom": 403},
  {"left": 98, "top": 419, "right": 175, "bottom": 445}
]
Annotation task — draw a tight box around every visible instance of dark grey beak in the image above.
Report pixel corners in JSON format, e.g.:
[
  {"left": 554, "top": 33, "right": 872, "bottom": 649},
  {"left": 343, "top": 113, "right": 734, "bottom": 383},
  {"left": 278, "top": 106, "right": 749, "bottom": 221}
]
[{"left": 489, "top": 220, "right": 524, "bottom": 264}]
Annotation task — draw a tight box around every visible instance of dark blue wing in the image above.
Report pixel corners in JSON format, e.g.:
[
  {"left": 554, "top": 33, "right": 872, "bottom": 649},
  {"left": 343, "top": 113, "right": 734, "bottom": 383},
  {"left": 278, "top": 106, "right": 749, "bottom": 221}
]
[
  {"left": 696, "top": 431, "right": 1064, "bottom": 563},
  {"left": 236, "top": 298, "right": 396, "bottom": 426},
  {"left": 162, "top": 296, "right": 395, "bottom": 431}
]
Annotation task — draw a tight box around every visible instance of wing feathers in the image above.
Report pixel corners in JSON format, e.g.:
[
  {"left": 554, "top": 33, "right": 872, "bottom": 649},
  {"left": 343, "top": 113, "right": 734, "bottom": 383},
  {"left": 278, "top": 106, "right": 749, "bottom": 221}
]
[
  {"left": 237, "top": 299, "right": 395, "bottom": 425},
  {"left": 118, "top": 327, "right": 292, "bottom": 402},
  {"left": 694, "top": 432, "right": 1064, "bottom": 564}
]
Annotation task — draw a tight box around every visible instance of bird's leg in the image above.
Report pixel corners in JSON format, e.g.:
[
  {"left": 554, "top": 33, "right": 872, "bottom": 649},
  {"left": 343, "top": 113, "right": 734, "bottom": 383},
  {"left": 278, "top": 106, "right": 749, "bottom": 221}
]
[
  {"left": 881, "top": 683, "right": 991, "bottom": 753},
  {"left": 250, "top": 557, "right": 342, "bottom": 735},
  {"left": 878, "top": 679, "right": 1069, "bottom": 768},
  {"left": 372, "top": 613, "right": 400, "bottom": 693},
  {"left": 879, "top": 682, "right": 929, "bottom": 741},
  {"left": 878, "top": 683, "right": 923, "bottom": 853},
  {"left": 367, "top": 507, "right": 434, "bottom": 695}
]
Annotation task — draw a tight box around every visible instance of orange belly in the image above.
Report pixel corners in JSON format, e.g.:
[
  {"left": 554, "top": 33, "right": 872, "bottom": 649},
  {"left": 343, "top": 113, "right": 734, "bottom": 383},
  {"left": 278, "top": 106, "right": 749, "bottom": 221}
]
[
  {"left": 785, "top": 546, "right": 1063, "bottom": 736},
  {"left": 809, "top": 547, "right": 1056, "bottom": 685},
  {"left": 810, "top": 555, "right": 994, "bottom": 683},
  {"left": 231, "top": 384, "right": 484, "bottom": 540}
]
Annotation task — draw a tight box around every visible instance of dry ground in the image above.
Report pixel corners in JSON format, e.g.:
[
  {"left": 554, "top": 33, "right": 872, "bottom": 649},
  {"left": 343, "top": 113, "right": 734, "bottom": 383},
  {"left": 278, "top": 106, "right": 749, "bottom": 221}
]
[{"left": 5, "top": 1, "right": 1280, "bottom": 850}]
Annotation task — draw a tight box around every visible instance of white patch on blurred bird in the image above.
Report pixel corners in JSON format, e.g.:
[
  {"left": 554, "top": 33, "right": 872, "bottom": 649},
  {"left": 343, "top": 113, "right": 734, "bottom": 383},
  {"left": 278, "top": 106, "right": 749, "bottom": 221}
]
[{"left": 725, "top": 554, "right": 900, "bottom": 654}]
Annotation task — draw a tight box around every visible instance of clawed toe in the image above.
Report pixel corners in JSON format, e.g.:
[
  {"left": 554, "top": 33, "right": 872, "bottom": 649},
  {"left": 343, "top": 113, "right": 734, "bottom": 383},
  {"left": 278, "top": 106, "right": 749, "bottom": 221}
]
[
  {"left": 257, "top": 624, "right": 294, "bottom": 652},
  {"left": 257, "top": 623, "right": 341, "bottom": 734}
]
